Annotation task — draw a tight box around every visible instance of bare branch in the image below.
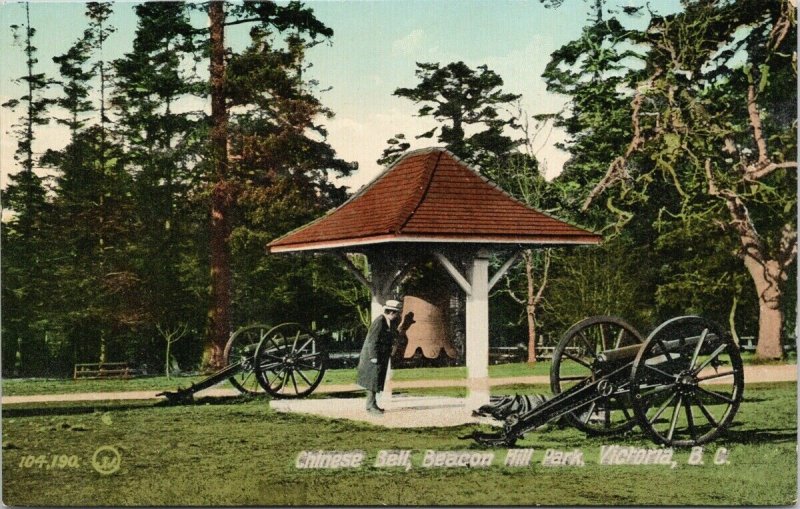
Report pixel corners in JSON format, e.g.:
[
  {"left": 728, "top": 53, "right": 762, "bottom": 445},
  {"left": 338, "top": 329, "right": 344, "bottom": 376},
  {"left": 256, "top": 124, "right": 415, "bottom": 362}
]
[
  {"left": 502, "top": 273, "right": 525, "bottom": 305},
  {"left": 581, "top": 71, "right": 662, "bottom": 211},
  {"left": 746, "top": 83, "right": 771, "bottom": 167},
  {"left": 705, "top": 159, "right": 767, "bottom": 265},
  {"left": 705, "top": 158, "right": 720, "bottom": 196},
  {"left": 531, "top": 249, "right": 551, "bottom": 307},
  {"left": 736, "top": 83, "right": 798, "bottom": 181},
  {"left": 744, "top": 160, "right": 798, "bottom": 181},
  {"left": 769, "top": 0, "right": 793, "bottom": 52}
]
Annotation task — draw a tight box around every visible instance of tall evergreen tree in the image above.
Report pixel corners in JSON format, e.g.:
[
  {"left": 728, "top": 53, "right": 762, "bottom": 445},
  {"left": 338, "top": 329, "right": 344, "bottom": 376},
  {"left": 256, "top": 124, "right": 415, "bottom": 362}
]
[
  {"left": 112, "top": 1, "right": 207, "bottom": 368},
  {"left": 1, "top": 3, "right": 54, "bottom": 374},
  {"left": 201, "top": 1, "right": 346, "bottom": 369},
  {"left": 39, "top": 1, "right": 142, "bottom": 366},
  {"left": 389, "top": 61, "right": 522, "bottom": 169},
  {"left": 52, "top": 36, "right": 93, "bottom": 135},
  {"left": 225, "top": 21, "right": 356, "bottom": 331}
]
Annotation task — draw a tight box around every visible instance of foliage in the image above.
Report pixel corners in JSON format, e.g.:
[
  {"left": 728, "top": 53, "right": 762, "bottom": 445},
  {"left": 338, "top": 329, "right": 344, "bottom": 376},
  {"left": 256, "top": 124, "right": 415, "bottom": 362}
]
[
  {"left": 1, "top": 1, "right": 359, "bottom": 376},
  {"left": 1, "top": 3, "right": 54, "bottom": 375},
  {"left": 544, "top": 0, "right": 796, "bottom": 357},
  {"left": 387, "top": 61, "right": 523, "bottom": 169}
]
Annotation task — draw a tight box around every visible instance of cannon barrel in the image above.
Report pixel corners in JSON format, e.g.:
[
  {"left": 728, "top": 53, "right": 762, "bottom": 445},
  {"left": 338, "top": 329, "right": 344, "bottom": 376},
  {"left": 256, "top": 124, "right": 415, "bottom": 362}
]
[{"left": 597, "top": 332, "right": 720, "bottom": 363}]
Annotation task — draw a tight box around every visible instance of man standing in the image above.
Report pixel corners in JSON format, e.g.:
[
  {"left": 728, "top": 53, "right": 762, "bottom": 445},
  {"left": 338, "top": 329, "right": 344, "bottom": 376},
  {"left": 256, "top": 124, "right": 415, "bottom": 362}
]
[{"left": 357, "top": 299, "right": 402, "bottom": 415}]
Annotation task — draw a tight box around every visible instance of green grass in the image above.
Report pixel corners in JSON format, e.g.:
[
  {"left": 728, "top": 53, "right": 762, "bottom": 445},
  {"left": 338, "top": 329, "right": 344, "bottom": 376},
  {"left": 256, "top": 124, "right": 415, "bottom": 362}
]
[
  {"left": 1, "top": 374, "right": 241, "bottom": 397},
  {"left": 2, "top": 363, "right": 554, "bottom": 397},
  {"left": 2, "top": 382, "right": 796, "bottom": 505},
  {"left": 3, "top": 354, "right": 795, "bottom": 397}
]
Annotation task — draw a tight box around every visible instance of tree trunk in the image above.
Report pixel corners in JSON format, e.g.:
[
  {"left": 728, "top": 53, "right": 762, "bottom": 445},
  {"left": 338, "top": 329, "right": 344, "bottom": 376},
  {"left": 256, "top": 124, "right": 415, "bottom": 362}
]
[
  {"left": 205, "top": 0, "right": 231, "bottom": 371},
  {"left": 744, "top": 257, "right": 785, "bottom": 359},
  {"left": 525, "top": 253, "right": 537, "bottom": 363}
]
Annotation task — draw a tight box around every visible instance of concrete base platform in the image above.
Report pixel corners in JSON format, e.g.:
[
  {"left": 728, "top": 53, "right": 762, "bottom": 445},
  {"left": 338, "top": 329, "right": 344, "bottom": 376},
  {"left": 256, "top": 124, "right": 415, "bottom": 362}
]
[{"left": 270, "top": 395, "right": 497, "bottom": 428}]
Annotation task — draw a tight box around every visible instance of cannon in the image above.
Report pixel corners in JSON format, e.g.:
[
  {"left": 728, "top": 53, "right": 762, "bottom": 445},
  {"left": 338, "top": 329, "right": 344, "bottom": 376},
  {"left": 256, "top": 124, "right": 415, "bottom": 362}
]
[
  {"left": 465, "top": 315, "right": 744, "bottom": 447},
  {"left": 159, "top": 323, "right": 328, "bottom": 403}
]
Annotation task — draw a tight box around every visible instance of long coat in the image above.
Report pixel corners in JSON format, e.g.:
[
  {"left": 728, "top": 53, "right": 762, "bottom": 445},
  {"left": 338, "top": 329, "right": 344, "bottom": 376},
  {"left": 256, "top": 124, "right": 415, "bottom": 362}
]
[{"left": 356, "top": 315, "right": 394, "bottom": 392}]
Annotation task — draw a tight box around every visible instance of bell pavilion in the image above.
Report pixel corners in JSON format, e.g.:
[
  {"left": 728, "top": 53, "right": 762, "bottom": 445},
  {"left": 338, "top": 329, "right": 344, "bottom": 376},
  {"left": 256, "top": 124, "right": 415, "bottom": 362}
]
[{"left": 269, "top": 148, "right": 600, "bottom": 404}]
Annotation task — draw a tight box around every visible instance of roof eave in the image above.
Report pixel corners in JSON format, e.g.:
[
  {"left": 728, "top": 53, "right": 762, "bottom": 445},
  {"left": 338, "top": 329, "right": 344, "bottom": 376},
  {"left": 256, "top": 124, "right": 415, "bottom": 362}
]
[{"left": 269, "top": 233, "right": 602, "bottom": 253}]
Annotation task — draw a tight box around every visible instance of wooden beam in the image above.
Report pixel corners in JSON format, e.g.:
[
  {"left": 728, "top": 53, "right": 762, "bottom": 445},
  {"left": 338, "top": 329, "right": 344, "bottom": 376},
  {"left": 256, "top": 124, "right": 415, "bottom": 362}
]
[
  {"left": 336, "top": 252, "right": 371, "bottom": 289},
  {"left": 434, "top": 252, "right": 472, "bottom": 295},
  {"left": 488, "top": 250, "right": 522, "bottom": 291},
  {"left": 382, "top": 258, "right": 414, "bottom": 297}
]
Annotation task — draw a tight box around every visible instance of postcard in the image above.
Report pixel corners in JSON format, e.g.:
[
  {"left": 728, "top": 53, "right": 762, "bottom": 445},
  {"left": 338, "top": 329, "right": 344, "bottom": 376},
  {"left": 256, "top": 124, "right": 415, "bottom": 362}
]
[{"left": 1, "top": 0, "right": 796, "bottom": 506}]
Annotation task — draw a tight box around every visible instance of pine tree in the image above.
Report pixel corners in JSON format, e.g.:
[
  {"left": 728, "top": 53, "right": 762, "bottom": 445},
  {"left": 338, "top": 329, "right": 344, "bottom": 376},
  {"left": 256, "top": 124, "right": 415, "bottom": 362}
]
[
  {"left": 112, "top": 1, "right": 207, "bottom": 367},
  {"left": 1, "top": 2, "right": 54, "bottom": 375},
  {"left": 391, "top": 61, "right": 522, "bottom": 169},
  {"left": 202, "top": 1, "right": 345, "bottom": 369},
  {"left": 40, "top": 1, "right": 142, "bottom": 366}
]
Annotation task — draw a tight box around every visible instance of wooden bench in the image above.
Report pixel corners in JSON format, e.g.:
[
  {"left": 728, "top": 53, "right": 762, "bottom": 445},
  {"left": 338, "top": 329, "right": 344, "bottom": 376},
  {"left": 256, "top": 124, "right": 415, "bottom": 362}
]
[{"left": 73, "top": 362, "right": 132, "bottom": 380}]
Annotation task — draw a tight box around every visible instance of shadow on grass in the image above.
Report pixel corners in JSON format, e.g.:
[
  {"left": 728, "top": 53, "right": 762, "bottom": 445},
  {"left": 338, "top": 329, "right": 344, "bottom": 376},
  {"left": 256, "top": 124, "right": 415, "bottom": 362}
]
[
  {"left": 721, "top": 427, "right": 797, "bottom": 445},
  {"left": 741, "top": 396, "right": 770, "bottom": 403},
  {"left": 156, "top": 394, "right": 268, "bottom": 406},
  {"left": 4, "top": 402, "right": 156, "bottom": 418},
  {"left": 4, "top": 394, "right": 266, "bottom": 417},
  {"left": 307, "top": 390, "right": 364, "bottom": 399}
]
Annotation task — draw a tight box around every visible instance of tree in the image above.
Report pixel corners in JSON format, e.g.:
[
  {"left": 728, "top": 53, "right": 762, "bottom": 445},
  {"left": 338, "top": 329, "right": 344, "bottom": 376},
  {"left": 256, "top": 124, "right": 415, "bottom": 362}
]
[
  {"left": 376, "top": 133, "right": 410, "bottom": 167},
  {"left": 85, "top": 2, "right": 115, "bottom": 139},
  {"left": 112, "top": 1, "right": 207, "bottom": 369},
  {"left": 1, "top": 2, "right": 54, "bottom": 374},
  {"left": 540, "top": 0, "right": 646, "bottom": 231},
  {"left": 583, "top": 0, "right": 796, "bottom": 358},
  {"left": 224, "top": 10, "right": 357, "bottom": 334},
  {"left": 202, "top": 1, "right": 342, "bottom": 369},
  {"left": 52, "top": 34, "right": 93, "bottom": 135},
  {"left": 485, "top": 141, "right": 554, "bottom": 363},
  {"left": 39, "top": 1, "right": 143, "bottom": 366},
  {"left": 157, "top": 323, "right": 189, "bottom": 379},
  {"left": 390, "top": 61, "right": 522, "bottom": 168}
]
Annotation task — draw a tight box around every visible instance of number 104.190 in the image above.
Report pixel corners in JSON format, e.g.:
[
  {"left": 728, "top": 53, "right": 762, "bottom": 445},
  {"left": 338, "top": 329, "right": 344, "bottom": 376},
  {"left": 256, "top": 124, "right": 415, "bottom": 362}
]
[{"left": 18, "top": 454, "right": 80, "bottom": 469}]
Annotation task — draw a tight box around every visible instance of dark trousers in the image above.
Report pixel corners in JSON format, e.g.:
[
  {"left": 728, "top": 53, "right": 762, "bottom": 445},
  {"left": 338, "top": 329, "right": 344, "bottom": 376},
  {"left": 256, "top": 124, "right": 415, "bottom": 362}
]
[{"left": 366, "top": 390, "right": 380, "bottom": 410}]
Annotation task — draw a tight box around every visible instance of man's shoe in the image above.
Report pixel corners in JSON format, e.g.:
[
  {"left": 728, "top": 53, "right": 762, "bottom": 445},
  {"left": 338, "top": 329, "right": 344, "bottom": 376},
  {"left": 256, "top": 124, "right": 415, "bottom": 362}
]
[{"left": 367, "top": 407, "right": 384, "bottom": 415}]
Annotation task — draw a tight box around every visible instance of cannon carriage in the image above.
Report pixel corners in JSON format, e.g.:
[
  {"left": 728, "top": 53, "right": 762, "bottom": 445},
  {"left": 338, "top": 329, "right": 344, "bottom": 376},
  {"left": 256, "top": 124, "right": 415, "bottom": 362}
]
[
  {"left": 159, "top": 322, "right": 328, "bottom": 402},
  {"left": 466, "top": 315, "right": 744, "bottom": 448}
]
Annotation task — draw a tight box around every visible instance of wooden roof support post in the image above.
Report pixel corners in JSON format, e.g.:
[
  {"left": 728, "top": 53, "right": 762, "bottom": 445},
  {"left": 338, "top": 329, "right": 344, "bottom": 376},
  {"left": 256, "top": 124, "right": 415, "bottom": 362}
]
[
  {"left": 433, "top": 252, "right": 472, "bottom": 295},
  {"left": 435, "top": 249, "right": 492, "bottom": 407},
  {"left": 465, "top": 249, "right": 491, "bottom": 407}
]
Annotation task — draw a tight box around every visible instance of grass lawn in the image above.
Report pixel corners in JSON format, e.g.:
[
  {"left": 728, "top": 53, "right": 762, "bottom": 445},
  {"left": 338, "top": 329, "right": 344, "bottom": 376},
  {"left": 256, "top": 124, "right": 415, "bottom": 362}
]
[
  {"left": 2, "top": 382, "right": 796, "bottom": 506},
  {"left": 4, "top": 352, "right": 793, "bottom": 396},
  {"left": 1, "top": 363, "right": 553, "bottom": 397}
]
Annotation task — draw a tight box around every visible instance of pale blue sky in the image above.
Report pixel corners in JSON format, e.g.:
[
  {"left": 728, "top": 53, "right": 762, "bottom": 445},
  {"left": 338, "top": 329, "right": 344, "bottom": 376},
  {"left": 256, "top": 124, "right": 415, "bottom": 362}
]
[{"left": 0, "top": 1, "right": 680, "bottom": 191}]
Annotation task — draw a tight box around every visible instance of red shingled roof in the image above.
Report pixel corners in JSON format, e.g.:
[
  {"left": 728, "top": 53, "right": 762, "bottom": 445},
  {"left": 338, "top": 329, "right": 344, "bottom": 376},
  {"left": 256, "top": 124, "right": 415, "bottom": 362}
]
[{"left": 269, "top": 148, "right": 601, "bottom": 252}]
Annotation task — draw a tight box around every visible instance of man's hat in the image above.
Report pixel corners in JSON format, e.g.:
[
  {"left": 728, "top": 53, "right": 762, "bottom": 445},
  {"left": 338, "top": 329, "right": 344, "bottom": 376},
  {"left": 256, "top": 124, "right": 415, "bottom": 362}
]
[{"left": 383, "top": 299, "right": 402, "bottom": 312}]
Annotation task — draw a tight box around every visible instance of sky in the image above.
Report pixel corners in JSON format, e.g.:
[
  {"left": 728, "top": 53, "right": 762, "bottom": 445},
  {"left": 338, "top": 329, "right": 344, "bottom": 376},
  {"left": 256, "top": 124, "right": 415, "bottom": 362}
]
[{"left": 0, "top": 0, "right": 679, "bottom": 192}]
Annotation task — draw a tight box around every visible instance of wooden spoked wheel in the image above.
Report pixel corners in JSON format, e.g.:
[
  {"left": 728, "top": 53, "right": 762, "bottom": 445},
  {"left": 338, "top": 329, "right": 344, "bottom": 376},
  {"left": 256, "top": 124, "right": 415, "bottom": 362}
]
[
  {"left": 630, "top": 316, "right": 744, "bottom": 446},
  {"left": 253, "top": 323, "right": 327, "bottom": 398},
  {"left": 550, "top": 316, "right": 644, "bottom": 435},
  {"left": 224, "top": 324, "right": 271, "bottom": 395}
]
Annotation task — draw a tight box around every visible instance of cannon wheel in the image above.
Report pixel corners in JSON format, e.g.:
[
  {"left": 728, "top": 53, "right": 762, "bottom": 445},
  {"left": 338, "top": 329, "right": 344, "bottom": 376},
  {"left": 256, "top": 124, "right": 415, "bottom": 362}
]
[
  {"left": 253, "top": 323, "right": 327, "bottom": 398},
  {"left": 224, "top": 324, "right": 271, "bottom": 395},
  {"left": 550, "top": 316, "right": 644, "bottom": 435},
  {"left": 630, "top": 316, "right": 744, "bottom": 447}
]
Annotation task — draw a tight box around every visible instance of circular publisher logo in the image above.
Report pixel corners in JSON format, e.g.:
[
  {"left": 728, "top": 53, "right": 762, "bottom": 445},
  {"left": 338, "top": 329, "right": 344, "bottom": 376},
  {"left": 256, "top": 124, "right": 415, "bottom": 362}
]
[{"left": 91, "top": 446, "right": 121, "bottom": 475}]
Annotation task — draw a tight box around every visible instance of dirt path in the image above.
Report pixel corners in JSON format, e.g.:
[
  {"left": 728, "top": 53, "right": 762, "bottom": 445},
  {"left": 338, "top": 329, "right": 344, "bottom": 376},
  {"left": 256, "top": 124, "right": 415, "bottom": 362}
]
[{"left": 2, "top": 364, "right": 795, "bottom": 405}]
